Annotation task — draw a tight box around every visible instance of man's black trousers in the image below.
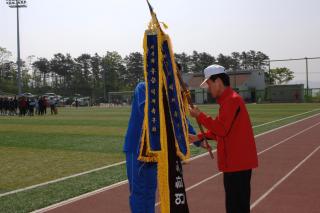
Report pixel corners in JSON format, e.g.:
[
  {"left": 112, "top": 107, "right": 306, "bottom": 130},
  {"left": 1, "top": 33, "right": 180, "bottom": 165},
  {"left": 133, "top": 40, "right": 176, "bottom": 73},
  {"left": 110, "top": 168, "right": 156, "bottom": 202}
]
[{"left": 223, "top": 169, "right": 252, "bottom": 213}]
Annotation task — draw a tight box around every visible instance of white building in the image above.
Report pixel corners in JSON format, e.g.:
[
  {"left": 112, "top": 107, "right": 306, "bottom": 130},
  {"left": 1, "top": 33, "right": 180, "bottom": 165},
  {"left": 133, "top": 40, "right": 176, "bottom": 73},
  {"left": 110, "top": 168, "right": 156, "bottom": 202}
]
[{"left": 182, "top": 69, "right": 266, "bottom": 104}]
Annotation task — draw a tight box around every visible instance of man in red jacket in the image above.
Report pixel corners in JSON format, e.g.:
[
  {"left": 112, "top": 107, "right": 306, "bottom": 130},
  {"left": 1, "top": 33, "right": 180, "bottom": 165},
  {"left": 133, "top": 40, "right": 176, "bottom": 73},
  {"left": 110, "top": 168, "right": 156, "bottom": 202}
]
[{"left": 189, "top": 64, "right": 258, "bottom": 213}]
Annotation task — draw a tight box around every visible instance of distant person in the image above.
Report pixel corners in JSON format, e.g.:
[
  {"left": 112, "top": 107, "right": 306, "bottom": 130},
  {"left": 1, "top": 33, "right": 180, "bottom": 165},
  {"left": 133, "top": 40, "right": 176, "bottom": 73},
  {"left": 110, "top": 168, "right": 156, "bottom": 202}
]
[
  {"left": 0, "top": 97, "right": 3, "bottom": 115},
  {"left": 38, "top": 97, "right": 43, "bottom": 115},
  {"left": 43, "top": 97, "right": 48, "bottom": 114},
  {"left": 9, "top": 98, "right": 15, "bottom": 116},
  {"left": 54, "top": 99, "right": 58, "bottom": 115},
  {"left": 4, "top": 97, "right": 9, "bottom": 116},
  {"left": 13, "top": 96, "right": 18, "bottom": 115},
  {"left": 35, "top": 98, "right": 39, "bottom": 115},
  {"left": 29, "top": 98, "right": 36, "bottom": 116},
  {"left": 19, "top": 97, "right": 27, "bottom": 116},
  {"left": 38, "top": 97, "right": 46, "bottom": 115},
  {"left": 49, "top": 98, "right": 55, "bottom": 115},
  {"left": 26, "top": 98, "right": 31, "bottom": 116}
]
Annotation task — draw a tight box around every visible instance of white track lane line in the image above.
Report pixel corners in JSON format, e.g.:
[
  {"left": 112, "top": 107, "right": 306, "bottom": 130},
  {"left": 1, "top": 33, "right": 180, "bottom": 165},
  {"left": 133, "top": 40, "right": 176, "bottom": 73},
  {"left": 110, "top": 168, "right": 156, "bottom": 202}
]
[
  {"left": 250, "top": 145, "right": 320, "bottom": 210},
  {"left": 31, "top": 180, "right": 129, "bottom": 213},
  {"left": 2, "top": 109, "right": 319, "bottom": 198},
  {"left": 185, "top": 111, "right": 320, "bottom": 163},
  {"left": 154, "top": 121, "right": 320, "bottom": 207}
]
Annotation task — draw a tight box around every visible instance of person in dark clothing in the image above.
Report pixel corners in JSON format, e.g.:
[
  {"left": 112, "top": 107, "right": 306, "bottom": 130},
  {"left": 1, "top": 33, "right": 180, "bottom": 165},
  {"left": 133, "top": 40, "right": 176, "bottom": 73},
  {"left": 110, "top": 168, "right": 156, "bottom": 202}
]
[
  {"left": 26, "top": 98, "right": 31, "bottom": 116},
  {"left": 4, "top": 97, "right": 9, "bottom": 115},
  {"left": 38, "top": 97, "right": 44, "bottom": 115},
  {"left": 9, "top": 98, "right": 15, "bottom": 116},
  {"left": 0, "top": 97, "right": 3, "bottom": 115},
  {"left": 49, "top": 98, "right": 55, "bottom": 115},
  {"left": 54, "top": 99, "right": 58, "bottom": 115},
  {"left": 29, "top": 98, "right": 35, "bottom": 116},
  {"left": 13, "top": 96, "right": 18, "bottom": 115},
  {"left": 37, "top": 98, "right": 41, "bottom": 115},
  {"left": 43, "top": 97, "right": 48, "bottom": 115},
  {"left": 19, "top": 97, "right": 28, "bottom": 116}
]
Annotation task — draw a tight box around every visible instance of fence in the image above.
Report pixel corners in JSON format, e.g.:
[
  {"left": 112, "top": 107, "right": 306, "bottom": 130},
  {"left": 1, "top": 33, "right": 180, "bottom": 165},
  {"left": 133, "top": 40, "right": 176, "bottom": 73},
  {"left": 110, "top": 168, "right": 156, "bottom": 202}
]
[
  {"left": 0, "top": 90, "right": 15, "bottom": 96},
  {"left": 190, "top": 87, "right": 320, "bottom": 104},
  {"left": 108, "top": 91, "right": 134, "bottom": 105},
  {"left": 306, "top": 88, "right": 320, "bottom": 102}
]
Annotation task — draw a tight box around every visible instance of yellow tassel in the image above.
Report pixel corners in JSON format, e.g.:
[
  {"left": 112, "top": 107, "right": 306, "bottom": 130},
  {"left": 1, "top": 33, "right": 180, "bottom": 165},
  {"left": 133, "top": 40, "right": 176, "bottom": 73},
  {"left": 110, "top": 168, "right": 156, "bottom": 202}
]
[
  {"left": 157, "top": 28, "right": 171, "bottom": 213},
  {"left": 160, "top": 22, "right": 169, "bottom": 29}
]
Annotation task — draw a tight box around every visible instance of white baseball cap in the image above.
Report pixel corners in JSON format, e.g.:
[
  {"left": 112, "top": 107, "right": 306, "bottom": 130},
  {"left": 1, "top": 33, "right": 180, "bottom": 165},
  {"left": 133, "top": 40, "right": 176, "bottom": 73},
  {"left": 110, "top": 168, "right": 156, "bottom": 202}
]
[{"left": 200, "top": 64, "right": 226, "bottom": 88}]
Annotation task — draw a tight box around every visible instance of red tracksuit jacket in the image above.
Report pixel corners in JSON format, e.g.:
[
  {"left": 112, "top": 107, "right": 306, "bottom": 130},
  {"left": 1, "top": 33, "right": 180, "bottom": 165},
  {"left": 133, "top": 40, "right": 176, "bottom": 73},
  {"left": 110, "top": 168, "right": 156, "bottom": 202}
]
[{"left": 197, "top": 87, "right": 258, "bottom": 172}]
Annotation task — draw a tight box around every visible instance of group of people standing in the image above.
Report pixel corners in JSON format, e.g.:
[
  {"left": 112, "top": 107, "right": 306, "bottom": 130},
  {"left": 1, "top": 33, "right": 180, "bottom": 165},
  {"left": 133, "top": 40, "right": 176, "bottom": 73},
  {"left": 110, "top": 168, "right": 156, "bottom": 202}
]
[
  {"left": 0, "top": 96, "right": 58, "bottom": 116},
  {"left": 0, "top": 96, "right": 18, "bottom": 116},
  {"left": 124, "top": 64, "right": 258, "bottom": 213}
]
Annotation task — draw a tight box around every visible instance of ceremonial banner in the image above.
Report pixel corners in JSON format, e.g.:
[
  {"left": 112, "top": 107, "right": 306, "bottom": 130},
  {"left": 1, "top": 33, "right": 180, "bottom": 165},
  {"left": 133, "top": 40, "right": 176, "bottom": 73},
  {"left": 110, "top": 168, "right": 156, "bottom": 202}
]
[{"left": 138, "top": 3, "right": 190, "bottom": 212}]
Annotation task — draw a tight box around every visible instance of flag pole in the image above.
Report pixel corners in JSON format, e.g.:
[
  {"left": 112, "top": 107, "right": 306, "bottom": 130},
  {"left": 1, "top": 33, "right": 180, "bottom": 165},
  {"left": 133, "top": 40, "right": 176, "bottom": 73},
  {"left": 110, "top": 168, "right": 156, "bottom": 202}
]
[{"left": 176, "top": 68, "right": 214, "bottom": 159}]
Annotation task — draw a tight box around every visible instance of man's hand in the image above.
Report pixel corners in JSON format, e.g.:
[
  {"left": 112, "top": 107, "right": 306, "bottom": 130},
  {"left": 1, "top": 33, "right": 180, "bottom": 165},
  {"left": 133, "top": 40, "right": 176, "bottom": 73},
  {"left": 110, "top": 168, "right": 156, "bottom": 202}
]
[
  {"left": 200, "top": 141, "right": 211, "bottom": 149},
  {"left": 189, "top": 134, "right": 211, "bottom": 150},
  {"left": 189, "top": 105, "right": 201, "bottom": 118},
  {"left": 188, "top": 134, "right": 199, "bottom": 144}
]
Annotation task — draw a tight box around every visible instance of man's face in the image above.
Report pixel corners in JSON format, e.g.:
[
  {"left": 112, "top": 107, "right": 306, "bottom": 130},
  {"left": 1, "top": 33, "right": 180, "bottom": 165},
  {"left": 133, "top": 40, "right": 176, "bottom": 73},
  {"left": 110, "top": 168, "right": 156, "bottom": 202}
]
[{"left": 206, "top": 78, "right": 222, "bottom": 98}]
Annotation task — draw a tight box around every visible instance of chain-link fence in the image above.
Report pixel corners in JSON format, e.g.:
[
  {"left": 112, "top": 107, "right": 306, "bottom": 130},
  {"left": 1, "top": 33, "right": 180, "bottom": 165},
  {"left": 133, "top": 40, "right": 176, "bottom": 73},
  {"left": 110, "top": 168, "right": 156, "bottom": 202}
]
[
  {"left": 306, "top": 88, "right": 320, "bottom": 102},
  {"left": 108, "top": 91, "right": 134, "bottom": 105},
  {"left": 0, "top": 90, "right": 15, "bottom": 97},
  {"left": 189, "top": 87, "right": 320, "bottom": 104}
]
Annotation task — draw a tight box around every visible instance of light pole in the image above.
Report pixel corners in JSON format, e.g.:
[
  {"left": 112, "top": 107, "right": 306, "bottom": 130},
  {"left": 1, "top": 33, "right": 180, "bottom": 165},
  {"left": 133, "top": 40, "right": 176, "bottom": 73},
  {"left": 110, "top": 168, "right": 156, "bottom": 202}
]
[
  {"left": 6, "top": 0, "right": 27, "bottom": 95},
  {"left": 103, "top": 68, "right": 106, "bottom": 102}
]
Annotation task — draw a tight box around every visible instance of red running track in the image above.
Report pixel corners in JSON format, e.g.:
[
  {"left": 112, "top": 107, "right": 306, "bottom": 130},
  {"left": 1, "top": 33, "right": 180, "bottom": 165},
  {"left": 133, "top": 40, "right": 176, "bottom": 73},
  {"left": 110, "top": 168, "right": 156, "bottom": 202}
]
[{"left": 36, "top": 114, "right": 320, "bottom": 213}]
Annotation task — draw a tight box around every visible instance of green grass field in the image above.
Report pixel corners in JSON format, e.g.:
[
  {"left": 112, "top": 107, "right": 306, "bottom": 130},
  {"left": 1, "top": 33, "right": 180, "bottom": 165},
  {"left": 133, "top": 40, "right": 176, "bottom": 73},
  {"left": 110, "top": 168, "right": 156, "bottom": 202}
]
[{"left": 0, "top": 103, "right": 320, "bottom": 213}]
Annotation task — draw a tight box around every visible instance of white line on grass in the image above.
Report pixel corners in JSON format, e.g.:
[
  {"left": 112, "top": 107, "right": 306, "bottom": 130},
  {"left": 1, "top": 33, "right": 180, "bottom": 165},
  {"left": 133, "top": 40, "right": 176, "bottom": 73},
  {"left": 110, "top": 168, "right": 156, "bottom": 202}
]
[
  {"left": 0, "top": 161, "right": 126, "bottom": 198},
  {"left": 32, "top": 113, "right": 320, "bottom": 212},
  {"left": 252, "top": 108, "right": 320, "bottom": 128},
  {"left": 1, "top": 109, "right": 319, "bottom": 198},
  {"left": 250, "top": 144, "right": 320, "bottom": 209}
]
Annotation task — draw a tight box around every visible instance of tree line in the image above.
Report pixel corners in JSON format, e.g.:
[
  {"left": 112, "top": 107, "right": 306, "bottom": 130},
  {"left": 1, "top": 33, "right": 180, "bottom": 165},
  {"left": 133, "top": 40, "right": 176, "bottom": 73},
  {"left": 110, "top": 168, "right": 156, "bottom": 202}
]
[{"left": 0, "top": 47, "right": 293, "bottom": 101}]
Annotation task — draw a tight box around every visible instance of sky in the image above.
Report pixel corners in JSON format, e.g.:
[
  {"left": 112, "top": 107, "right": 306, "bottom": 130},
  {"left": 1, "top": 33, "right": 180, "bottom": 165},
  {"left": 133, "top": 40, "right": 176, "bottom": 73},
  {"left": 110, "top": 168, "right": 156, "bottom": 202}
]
[{"left": 1, "top": 0, "right": 320, "bottom": 86}]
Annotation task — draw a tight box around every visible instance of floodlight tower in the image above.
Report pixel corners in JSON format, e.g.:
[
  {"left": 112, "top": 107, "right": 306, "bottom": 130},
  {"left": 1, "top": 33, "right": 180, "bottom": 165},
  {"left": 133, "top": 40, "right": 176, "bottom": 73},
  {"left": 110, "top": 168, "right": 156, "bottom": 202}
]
[{"left": 6, "top": 0, "right": 27, "bottom": 95}]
